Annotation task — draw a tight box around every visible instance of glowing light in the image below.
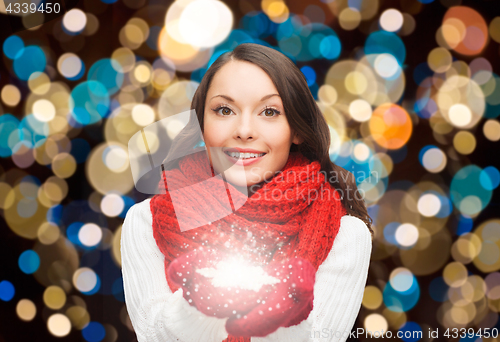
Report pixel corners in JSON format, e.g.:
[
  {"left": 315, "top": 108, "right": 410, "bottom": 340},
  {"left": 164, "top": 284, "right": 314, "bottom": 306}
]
[
  {"left": 32, "top": 99, "right": 56, "bottom": 122},
  {"left": 369, "top": 103, "right": 412, "bottom": 150},
  {"left": 349, "top": 99, "right": 372, "bottom": 122},
  {"left": 63, "top": 9, "right": 87, "bottom": 33},
  {"left": 73, "top": 267, "right": 98, "bottom": 293},
  {"left": 395, "top": 223, "right": 419, "bottom": 247},
  {"left": 1, "top": 85, "right": 21, "bottom": 107},
  {"left": 380, "top": 9, "right": 403, "bottom": 32},
  {"left": 417, "top": 193, "right": 441, "bottom": 217},
  {"left": 362, "top": 286, "right": 383, "bottom": 310},
  {"left": 131, "top": 104, "right": 155, "bottom": 126},
  {"left": 339, "top": 8, "right": 361, "bottom": 31},
  {"left": 100, "top": 194, "right": 125, "bottom": 217},
  {"left": 448, "top": 104, "right": 472, "bottom": 127},
  {"left": 16, "top": 299, "right": 36, "bottom": 321},
  {"left": 47, "top": 313, "right": 71, "bottom": 337},
  {"left": 57, "top": 53, "right": 84, "bottom": 80},
  {"left": 364, "top": 313, "right": 388, "bottom": 335},
  {"left": 43, "top": 285, "right": 66, "bottom": 310},
  {"left": 345, "top": 71, "right": 367, "bottom": 95},
  {"left": 196, "top": 257, "right": 280, "bottom": 292},
  {"left": 389, "top": 268, "right": 414, "bottom": 292},
  {"left": 374, "top": 53, "right": 399, "bottom": 79},
  {"left": 78, "top": 223, "right": 102, "bottom": 247},
  {"left": 353, "top": 142, "right": 370, "bottom": 162}
]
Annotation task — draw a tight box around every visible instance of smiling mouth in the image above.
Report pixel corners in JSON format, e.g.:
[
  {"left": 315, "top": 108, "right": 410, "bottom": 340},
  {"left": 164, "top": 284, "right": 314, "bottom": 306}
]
[{"left": 223, "top": 151, "right": 267, "bottom": 159}]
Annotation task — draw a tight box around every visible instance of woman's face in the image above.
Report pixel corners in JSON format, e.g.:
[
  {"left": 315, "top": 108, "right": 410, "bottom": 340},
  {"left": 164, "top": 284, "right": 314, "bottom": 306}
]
[{"left": 203, "top": 60, "right": 302, "bottom": 195}]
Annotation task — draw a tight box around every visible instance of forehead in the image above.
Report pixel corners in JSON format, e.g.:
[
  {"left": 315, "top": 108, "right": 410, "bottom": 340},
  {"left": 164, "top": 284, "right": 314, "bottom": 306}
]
[{"left": 207, "top": 60, "right": 280, "bottom": 99}]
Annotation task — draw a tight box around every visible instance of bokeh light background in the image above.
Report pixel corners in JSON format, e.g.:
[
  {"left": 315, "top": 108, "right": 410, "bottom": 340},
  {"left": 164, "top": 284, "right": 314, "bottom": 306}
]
[{"left": 1, "top": 0, "right": 500, "bottom": 340}]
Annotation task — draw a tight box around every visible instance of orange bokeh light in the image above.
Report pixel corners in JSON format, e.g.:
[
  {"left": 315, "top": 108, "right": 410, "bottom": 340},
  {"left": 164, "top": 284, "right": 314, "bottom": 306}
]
[
  {"left": 369, "top": 103, "right": 413, "bottom": 149},
  {"left": 442, "top": 6, "right": 488, "bottom": 56}
]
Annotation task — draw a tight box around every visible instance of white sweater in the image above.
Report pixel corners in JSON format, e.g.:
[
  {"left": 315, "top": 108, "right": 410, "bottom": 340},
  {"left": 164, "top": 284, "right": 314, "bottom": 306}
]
[{"left": 121, "top": 198, "right": 372, "bottom": 342}]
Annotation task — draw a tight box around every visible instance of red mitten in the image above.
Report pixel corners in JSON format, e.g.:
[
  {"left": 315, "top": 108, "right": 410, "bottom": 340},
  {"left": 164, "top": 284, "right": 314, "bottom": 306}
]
[
  {"left": 167, "top": 248, "right": 271, "bottom": 318},
  {"left": 225, "top": 257, "right": 316, "bottom": 337}
]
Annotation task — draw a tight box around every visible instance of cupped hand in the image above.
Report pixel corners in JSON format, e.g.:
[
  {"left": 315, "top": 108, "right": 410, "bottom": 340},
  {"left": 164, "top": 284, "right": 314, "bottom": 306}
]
[{"left": 167, "top": 248, "right": 316, "bottom": 337}]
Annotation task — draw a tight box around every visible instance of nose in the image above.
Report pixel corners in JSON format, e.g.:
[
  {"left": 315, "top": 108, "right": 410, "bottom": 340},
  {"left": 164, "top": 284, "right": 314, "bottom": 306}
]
[{"left": 233, "top": 111, "right": 255, "bottom": 141}]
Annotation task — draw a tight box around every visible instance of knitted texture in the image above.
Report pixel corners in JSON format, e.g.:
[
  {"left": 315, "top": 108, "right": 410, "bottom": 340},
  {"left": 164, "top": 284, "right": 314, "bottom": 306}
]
[{"left": 150, "top": 150, "right": 347, "bottom": 342}]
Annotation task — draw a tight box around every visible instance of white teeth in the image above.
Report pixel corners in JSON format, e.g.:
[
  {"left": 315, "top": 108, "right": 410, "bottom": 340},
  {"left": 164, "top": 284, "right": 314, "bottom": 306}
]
[{"left": 225, "top": 151, "right": 266, "bottom": 159}]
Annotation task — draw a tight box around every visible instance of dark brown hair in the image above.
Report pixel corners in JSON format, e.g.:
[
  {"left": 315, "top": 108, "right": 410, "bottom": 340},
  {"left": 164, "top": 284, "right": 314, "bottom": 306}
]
[{"left": 163, "top": 43, "right": 373, "bottom": 237}]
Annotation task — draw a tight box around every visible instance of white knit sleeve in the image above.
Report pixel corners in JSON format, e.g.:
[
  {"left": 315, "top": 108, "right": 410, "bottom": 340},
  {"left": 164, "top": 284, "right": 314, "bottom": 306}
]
[
  {"left": 251, "top": 214, "right": 372, "bottom": 342},
  {"left": 120, "top": 198, "right": 229, "bottom": 342}
]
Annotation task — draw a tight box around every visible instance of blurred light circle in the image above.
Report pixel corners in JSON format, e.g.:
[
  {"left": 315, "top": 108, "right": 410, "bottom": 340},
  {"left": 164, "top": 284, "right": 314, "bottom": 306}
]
[
  {"left": 69, "top": 81, "right": 110, "bottom": 126},
  {"left": 82, "top": 321, "right": 106, "bottom": 342},
  {"left": 73, "top": 268, "right": 98, "bottom": 293},
  {"left": 399, "top": 322, "right": 422, "bottom": 342},
  {"left": 383, "top": 272, "right": 420, "bottom": 312},
  {"left": 47, "top": 313, "right": 71, "bottom": 337},
  {"left": 131, "top": 104, "right": 155, "bottom": 126},
  {"left": 427, "top": 47, "right": 452, "bottom": 73},
  {"left": 483, "top": 120, "right": 500, "bottom": 141},
  {"left": 364, "top": 313, "right": 388, "bottom": 335},
  {"left": 365, "top": 31, "right": 405, "bottom": 66},
  {"left": 369, "top": 103, "right": 412, "bottom": 149},
  {"left": 88, "top": 59, "right": 124, "bottom": 96},
  {"left": 1, "top": 85, "right": 21, "bottom": 107},
  {"left": 317, "top": 85, "right": 338, "bottom": 105},
  {"left": 0, "top": 280, "right": 15, "bottom": 301},
  {"left": 66, "top": 306, "right": 90, "bottom": 330},
  {"left": 490, "top": 17, "right": 500, "bottom": 43},
  {"left": 18, "top": 250, "right": 40, "bottom": 274},
  {"left": 102, "top": 145, "right": 129, "bottom": 173},
  {"left": 448, "top": 104, "right": 472, "bottom": 127},
  {"left": 43, "top": 285, "right": 66, "bottom": 310},
  {"left": 58, "top": 53, "right": 84, "bottom": 80},
  {"left": 395, "top": 223, "right": 419, "bottom": 247},
  {"left": 16, "top": 299, "right": 36, "bottom": 321},
  {"left": 443, "top": 262, "right": 468, "bottom": 287},
  {"left": 374, "top": 53, "right": 399, "bottom": 79},
  {"left": 38, "top": 222, "right": 60, "bottom": 245},
  {"left": 32, "top": 99, "right": 56, "bottom": 122},
  {"left": 52, "top": 153, "right": 77, "bottom": 179},
  {"left": 451, "top": 165, "right": 492, "bottom": 216},
  {"left": 353, "top": 142, "right": 370, "bottom": 162},
  {"left": 453, "top": 131, "right": 476, "bottom": 155},
  {"left": 443, "top": 6, "right": 488, "bottom": 55},
  {"left": 3, "top": 35, "right": 24, "bottom": 59},
  {"left": 362, "top": 286, "right": 383, "bottom": 309},
  {"left": 380, "top": 9, "right": 403, "bottom": 32},
  {"left": 417, "top": 193, "right": 441, "bottom": 217},
  {"left": 133, "top": 64, "right": 151, "bottom": 84},
  {"left": 345, "top": 71, "right": 367, "bottom": 95},
  {"left": 175, "top": 0, "right": 233, "bottom": 48},
  {"left": 421, "top": 146, "right": 446, "bottom": 173},
  {"left": 87, "top": 142, "right": 134, "bottom": 195},
  {"left": 100, "top": 194, "right": 125, "bottom": 217},
  {"left": 78, "top": 223, "right": 102, "bottom": 247},
  {"left": 111, "top": 47, "right": 136, "bottom": 73},
  {"left": 63, "top": 9, "right": 87, "bottom": 33},
  {"left": 13, "top": 46, "right": 46, "bottom": 81},
  {"left": 480, "top": 166, "right": 500, "bottom": 191},
  {"left": 390, "top": 268, "right": 414, "bottom": 292},
  {"left": 28, "top": 72, "right": 51, "bottom": 95},
  {"left": 339, "top": 7, "right": 361, "bottom": 31},
  {"left": 349, "top": 99, "right": 372, "bottom": 122}
]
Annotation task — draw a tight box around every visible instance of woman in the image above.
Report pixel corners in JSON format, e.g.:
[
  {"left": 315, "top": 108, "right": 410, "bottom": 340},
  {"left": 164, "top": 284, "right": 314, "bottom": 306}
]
[{"left": 121, "top": 43, "right": 373, "bottom": 342}]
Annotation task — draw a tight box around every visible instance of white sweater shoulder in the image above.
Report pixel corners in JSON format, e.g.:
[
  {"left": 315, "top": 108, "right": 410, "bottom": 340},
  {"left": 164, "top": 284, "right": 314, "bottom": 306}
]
[{"left": 121, "top": 198, "right": 372, "bottom": 342}]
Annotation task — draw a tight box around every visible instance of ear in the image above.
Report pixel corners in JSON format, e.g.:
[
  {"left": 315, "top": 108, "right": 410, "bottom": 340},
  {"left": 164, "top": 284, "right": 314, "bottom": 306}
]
[{"left": 292, "top": 132, "right": 304, "bottom": 145}]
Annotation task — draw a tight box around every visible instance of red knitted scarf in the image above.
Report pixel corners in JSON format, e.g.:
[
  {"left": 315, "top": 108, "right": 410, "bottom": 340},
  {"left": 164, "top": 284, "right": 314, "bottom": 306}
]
[{"left": 150, "top": 150, "right": 347, "bottom": 342}]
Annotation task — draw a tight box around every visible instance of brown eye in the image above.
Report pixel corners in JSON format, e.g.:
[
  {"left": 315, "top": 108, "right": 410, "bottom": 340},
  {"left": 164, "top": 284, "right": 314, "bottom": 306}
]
[
  {"left": 221, "top": 108, "right": 231, "bottom": 115},
  {"left": 262, "top": 108, "right": 280, "bottom": 117}
]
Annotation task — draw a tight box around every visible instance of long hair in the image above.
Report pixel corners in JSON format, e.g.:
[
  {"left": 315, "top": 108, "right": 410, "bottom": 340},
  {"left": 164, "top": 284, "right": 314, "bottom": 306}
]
[{"left": 163, "top": 43, "right": 373, "bottom": 236}]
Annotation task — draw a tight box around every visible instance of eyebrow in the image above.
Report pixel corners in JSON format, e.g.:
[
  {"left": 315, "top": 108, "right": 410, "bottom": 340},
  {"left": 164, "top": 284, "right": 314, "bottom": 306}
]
[{"left": 210, "top": 94, "right": 281, "bottom": 102}]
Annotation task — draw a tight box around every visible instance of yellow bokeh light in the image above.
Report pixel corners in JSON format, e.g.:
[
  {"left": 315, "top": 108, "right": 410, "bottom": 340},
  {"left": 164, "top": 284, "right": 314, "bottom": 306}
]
[
  {"left": 47, "top": 313, "right": 71, "bottom": 337},
  {"left": 339, "top": 7, "right": 361, "bottom": 31},
  {"left": 453, "top": 131, "right": 476, "bottom": 155},
  {"left": 43, "top": 285, "right": 67, "bottom": 310},
  {"left": 362, "top": 286, "right": 383, "bottom": 310},
  {"left": 1, "top": 84, "right": 21, "bottom": 107},
  {"left": 16, "top": 299, "right": 37, "bottom": 321},
  {"left": 483, "top": 119, "right": 500, "bottom": 141},
  {"left": 33, "top": 99, "right": 56, "bottom": 122},
  {"left": 443, "top": 262, "right": 468, "bottom": 287},
  {"left": 380, "top": 8, "right": 403, "bottom": 32}
]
